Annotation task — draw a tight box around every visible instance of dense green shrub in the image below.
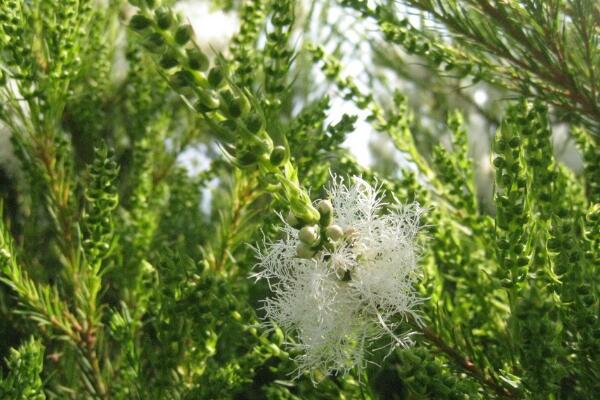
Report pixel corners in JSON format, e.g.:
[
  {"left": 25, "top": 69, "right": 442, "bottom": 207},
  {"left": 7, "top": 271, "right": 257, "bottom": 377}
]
[{"left": 0, "top": 0, "right": 598, "bottom": 398}]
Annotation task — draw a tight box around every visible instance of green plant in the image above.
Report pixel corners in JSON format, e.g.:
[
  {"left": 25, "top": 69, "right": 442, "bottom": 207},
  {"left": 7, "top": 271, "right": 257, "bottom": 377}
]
[{"left": 0, "top": 0, "right": 598, "bottom": 398}]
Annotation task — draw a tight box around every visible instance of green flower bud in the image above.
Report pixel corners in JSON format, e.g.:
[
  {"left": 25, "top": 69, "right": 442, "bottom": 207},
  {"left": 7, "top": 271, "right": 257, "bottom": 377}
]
[
  {"left": 155, "top": 7, "right": 173, "bottom": 30},
  {"left": 187, "top": 48, "right": 209, "bottom": 71},
  {"left": 208, "top": 67, "right": 224, "bottom": 88},
  {"left": 509, "top": 137, "right": 521, "bottom": 148},
  {"left": 554, "top": 263, "right": 567, "bottom": 275},
  {"left": 244, "top": 114, "right": 262, "bottom": 134},
  {"left": 326, "top": 225, "right": 344, "bottom": 241},
  {"left": 577, "top": 284, "right": 591, "bottom": 296},
  {"left": 195, "top": 90, "right": 220, "bottom": 111},
  {"left": 317, "top": 199, "right": 333, "bottom": 226},
  {"left": 493, "top": 156, "right": 505, "bottom": 168},
  {"left": 220, "top": 89, "right": 244, "bottom": 118},
  {"left": 516, "top": 256, "right": 529, "bottom": 267},
  {"left": 159, "top": 52, "right": 179, "bottom": 69},
  {"left": 171, "top": 69, "right": 194, "bottom": 87},
  {"left": 209, "top": 120, "right": 236, "bottom": 143},
  {"left": 497, "top": 238, "right": 510, "bottom": 250},
  {"left": 130, "top": 14, "right": 152, "bottom": 30},
  {"left": 269, "top": 146, "right": 286, "bottom": 166},
  {"left": 317, "top": 199, "right": 333, "bottom": 216},
  {"left": 174, "top": 24, "right": 193, "bottom": 45},
  {"left": 496, "top": 138, "right": 508, "bottom": 151},
  {"left": 581, "top": 294, "right": 595, "bottom": 307},
  {"left": 296, "top": 242, "right": 315, "bottom": 259},
  {"left": 299, "top": 225, "right": 319, "bottom": 245},
  {"left": 238, "top": 151, "right": 258, "bottom": 166},
  {"left": 143, "top": 32, "right": 165, "bottom": 50},
  {"left": 220, "top": 119, "right": 237, "bottom": 131}
]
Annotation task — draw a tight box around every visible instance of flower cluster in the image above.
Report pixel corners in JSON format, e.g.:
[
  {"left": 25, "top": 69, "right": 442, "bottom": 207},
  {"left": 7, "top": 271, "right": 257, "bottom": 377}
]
[{"left": 253, "top": 176, "right": 424, "bottom": 378}]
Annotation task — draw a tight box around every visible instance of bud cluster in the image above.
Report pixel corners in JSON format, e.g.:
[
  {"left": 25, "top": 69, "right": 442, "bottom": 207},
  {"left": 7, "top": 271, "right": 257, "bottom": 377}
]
[
  {"left": 229, "top": 0, "right": 267, "bottom": 87},
  {"left": 264, "top": 0, "right": 295, "bottom": 98},
  {"left": 128, "top": 0, "right": 321, "bottom": 230},
  {"left": 493, "top": 105, "right": 530, "bottom": 286},
  {"left": 292, "top": 199, "right": 353, "bottom": 261},
  {"left": 82, "top": 146, "right": 119, "bottom": 265}
]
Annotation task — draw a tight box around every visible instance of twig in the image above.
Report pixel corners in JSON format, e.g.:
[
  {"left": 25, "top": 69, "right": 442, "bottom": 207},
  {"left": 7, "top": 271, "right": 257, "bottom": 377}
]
[{"left": 413, "top": 322, "right": 516, "bottom": 398}]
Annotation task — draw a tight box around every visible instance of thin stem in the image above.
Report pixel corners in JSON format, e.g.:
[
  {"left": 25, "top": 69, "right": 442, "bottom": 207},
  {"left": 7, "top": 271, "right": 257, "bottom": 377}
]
[{"left": 412, "top": 321, "right": 516, "bottom": 398}]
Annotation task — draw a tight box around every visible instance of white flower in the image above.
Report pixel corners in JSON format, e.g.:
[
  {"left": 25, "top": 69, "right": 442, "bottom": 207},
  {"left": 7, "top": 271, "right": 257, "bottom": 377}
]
[{"left": 252, "top": 176, "right": 424, "bottom": 379}]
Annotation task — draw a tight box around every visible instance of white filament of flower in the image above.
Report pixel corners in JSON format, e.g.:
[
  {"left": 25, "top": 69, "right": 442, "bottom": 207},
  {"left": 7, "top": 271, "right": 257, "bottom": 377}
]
[{"left": 252, "top": 176, "right": 424, "bottom": 379}]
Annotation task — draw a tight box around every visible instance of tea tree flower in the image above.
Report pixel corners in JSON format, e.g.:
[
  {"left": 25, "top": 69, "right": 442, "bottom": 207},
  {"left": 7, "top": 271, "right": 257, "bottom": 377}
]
[{"left": 253, "top": 176, "right": 424, "bottom": 378}]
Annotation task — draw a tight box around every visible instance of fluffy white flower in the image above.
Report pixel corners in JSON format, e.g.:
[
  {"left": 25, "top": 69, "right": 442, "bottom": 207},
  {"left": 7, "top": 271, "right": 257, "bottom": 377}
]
[{"left": 252, "top": 176, "right": 424, "bottom": 378}]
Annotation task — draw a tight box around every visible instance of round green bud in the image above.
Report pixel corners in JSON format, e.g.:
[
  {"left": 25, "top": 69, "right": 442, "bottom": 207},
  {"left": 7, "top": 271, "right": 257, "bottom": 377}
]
[
  {"left": 496, "top": 239, "right": 510, "bottom": 250},
  {"left": 228, "top": 100, "right": 242, "bottom": 118},
  {"left": 219, "top": 89, "right": 240, "bottom": 117},
  {"left": 516, "top": 256, "right": 529, "bottom": 267},
  {"left": 493, "top": 156, "right": 505, "bottom": 168},
  {"left": 195, "top": 100, "right": 217, "bottom": 113},
  {"left": 326, "top": 225, "right": 344, "bottom": 241},
  {"left": 270, "top": 146, "right": 286, "bottom": 166},
  {"left": 576, "top": 284, "right": 590, "bottom": 296},
  {"left": 174, "top": 24, "right": 193, "bottom": 45},
  {"left": 159, "top": 52, "right": 179, "bottom": 69},
  {"left": 187, "top": 48, "right": 209, "bottom": 71},
  {"left": 170, "top": 69, "right": 194, "bottom": 87},
  {"left": 244, "top": 114, "right": 262, "bottom": 134},
  {"left": 317, "top": 199, "right": 333, "bottom": 226},
  {"left": 220, "top": 119, "right": 237, "bottom": 131},
  {"left": 231, "top": 310, "right": 241, "bottom": 321},
  {"left": 496, "top": 138, "right": 507, "bottom": 151},
  {"left": 509, "top": 137, "right": 521, "bottom": 148},
  {"left": 553, "top": 263, "right": 567, "bottom": 275},
  {"left": 155, "top": 7, "right": 173, "bottom": 30},
  {"left": 143, "top": 32, "right": 165, "bottom": 50},
  {"left": 317, "top": 199, "right": 333, "bottom": 216},
  {"left": 299, "top": 225, "right": 319, "bottom": 245},
  {"left": 581, "top": 294, "right": 594, "bottom": 307},
  {"left": 296, "top": 242, "right": 315, "bottom": 259},
  {"left": 213, "top": 120, "right": 236, "bottom": 143},
  {"left": 130, "top": 14, "right": 152, "bottom": 30},
  {"left": 195, "top": 90, "right": 220, "bottom": 111},
  {"left": 208, "top": 67, "right": 224, "bottom": 88},
  {"left": 238, "top": 151, "right": 258, "bottom": 166}
]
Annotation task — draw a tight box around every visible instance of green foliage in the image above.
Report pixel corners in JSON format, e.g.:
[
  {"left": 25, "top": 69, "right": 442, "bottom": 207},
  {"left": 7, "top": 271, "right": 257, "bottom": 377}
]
[
  {"left": 0, "top": 338, "right": 45, "bottom": 400},
  {"left": 0, "top": 0, "right": 598, "bottom": 398}
]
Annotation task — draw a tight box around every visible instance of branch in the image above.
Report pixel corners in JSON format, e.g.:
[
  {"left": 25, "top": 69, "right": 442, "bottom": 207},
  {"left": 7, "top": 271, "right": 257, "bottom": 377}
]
[{"left": 414, "top": 322, "right": 517, "bottom": 398}]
